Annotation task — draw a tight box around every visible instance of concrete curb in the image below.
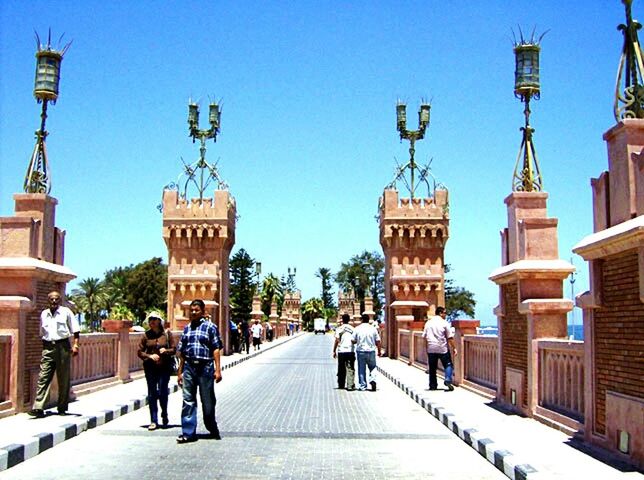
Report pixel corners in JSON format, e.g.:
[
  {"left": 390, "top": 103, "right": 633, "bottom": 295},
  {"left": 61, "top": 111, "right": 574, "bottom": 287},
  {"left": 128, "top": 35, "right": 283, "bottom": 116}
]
[
  {"left": 0, "top": 332, "right": 304, "bottom": 472},
  {"left": 377, "top": 365, "right": 540, "bottom": 480}
]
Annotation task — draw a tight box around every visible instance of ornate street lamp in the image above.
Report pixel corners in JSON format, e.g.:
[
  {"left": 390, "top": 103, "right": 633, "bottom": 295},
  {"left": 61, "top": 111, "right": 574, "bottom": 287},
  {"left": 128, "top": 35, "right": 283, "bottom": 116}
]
[
  {"left": 176, "top": 98, "right": 227, "bottom": 202},
  {"left": 390, "top": 101, "right": 431, "bottom": 199},
  {"left": 23, "top": 30, "right": 71, "bottom": 194},
  {"left": 512, "top": 28, "right": 546, "bottom": 192},
  {"left": 615, "top": 0, "right": 644, "bottom": 120}
]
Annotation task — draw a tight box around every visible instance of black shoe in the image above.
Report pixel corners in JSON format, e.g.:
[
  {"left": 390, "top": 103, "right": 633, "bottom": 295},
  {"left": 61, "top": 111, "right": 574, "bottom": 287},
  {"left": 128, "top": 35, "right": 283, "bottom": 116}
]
[
  {"left": 28, "top": 409, "right": 45, "bottom": 418},
  {"left": 176, "top": 435, "right": 197, "bottom": 444},
  {"left": 209, "top": 430, "right": 222, "bottom": 440},
  {"left": 429, "top": 386, "right": 438, "bottom": 390},
  {"left": 57, "top": 409, "right": 68, "bottom": 416},
  {"left": 370, "top": 381, "right": 377, "bottom": 391},
  {"left": 445, "top": 382, "right": 454, "bottom": 391},
  {"left": 162, "top": 416, "right": 169, "bottom": 427}
]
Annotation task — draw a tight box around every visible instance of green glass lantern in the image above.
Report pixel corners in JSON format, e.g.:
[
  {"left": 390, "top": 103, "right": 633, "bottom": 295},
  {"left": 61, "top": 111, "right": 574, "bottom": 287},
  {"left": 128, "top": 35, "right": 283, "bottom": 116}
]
[
  {"left": 34, "top": 49, "right": 63, "bottom": 103},
  {"left": 514, "top": 43, "right": 541, "bottom": 100}
]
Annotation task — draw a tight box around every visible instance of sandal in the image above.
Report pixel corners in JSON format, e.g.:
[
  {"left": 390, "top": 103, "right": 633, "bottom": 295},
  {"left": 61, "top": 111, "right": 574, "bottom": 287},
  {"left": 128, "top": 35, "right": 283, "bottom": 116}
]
[
  {"left": 148, "top": 423, "right": 158, "bottom": 431},
  {"left": 176, "top": 435, "right": 196, "bottom": 444}
]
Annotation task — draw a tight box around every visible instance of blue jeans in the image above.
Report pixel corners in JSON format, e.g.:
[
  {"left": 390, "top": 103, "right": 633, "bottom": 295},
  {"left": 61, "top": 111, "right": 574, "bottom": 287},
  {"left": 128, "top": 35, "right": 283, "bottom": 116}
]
[
  {"left": 181, "top": 361, "right": 218, "bottom": 438},
  {"left": 144, "top": 364, "right": 170, "bottom": 424},
  {"left": 356, "top": 351, "right": 377, "bottom": 390},
  {"left": 427, "top": 351, "right": 453, "bottom": 389}
]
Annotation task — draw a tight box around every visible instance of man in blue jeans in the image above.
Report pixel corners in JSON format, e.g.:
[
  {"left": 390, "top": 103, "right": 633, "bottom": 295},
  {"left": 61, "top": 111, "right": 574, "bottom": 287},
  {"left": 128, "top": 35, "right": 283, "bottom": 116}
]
[
  {"left": 422, "top": 306, "right": 457, "bottom": 391},
  {"left": 352, "top": 313, "right": 381, "bottom": 391},
  {"left": 176, "top": 299, "right": 223, "bottom": 443}
]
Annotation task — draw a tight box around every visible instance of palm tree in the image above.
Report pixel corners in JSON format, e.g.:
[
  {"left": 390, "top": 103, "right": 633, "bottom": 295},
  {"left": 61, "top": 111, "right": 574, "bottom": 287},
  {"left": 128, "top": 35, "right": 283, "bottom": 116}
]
[
  {"left": 315, "top": 267, "right": 335, "bottom": 309},
  {"left": 301, "top": 297, "right": 325, "bottom": 331},
  {"left": 261, "top": 273, "right": 284, "bottom": 316},
  {"left": 71, "top": 277, "right": 106, "bottom": 331}
]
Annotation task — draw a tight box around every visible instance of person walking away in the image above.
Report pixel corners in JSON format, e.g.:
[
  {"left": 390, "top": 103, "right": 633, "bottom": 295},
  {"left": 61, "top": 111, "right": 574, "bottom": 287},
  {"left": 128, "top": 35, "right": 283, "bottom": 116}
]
[
  {"left": 240, "top": 320, "right": 250, "bottom": 354},
  {"left": 422, "top": 306, "right": 456, "bottom": 391},
  {"left": 251, "top": 319, "right": 263, "bottom": 351},
  {"left": 138, "top": 312, "right": 175, "bottom": 430},
  {"left": 176, "top": 299, "right": 223, "bottom": 443},
  {"left": 333, "top": 313, "right": 355, "bottom": 390},
  {"left": 229, "top": 319, "right": 239, "bottom": 353},
  {"left": 352, "top": 313, "right": 381, "bottom": 391},
  {"left": 29, "top": 291, "right": 80, "bottom": 417}
]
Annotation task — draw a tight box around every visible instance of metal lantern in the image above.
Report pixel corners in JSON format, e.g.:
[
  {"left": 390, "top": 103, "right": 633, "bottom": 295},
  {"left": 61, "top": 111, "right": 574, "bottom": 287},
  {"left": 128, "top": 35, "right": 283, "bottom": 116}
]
[
  {"left": 396, "top": 102, "right": 406, "bottom": 131},
  {"left": 514, "top": 43, "right": 541, "bottom": 99},
  {"left": 188, "top": 103, "right": 199, "bottom": 128},
  {"left": 419, "top": 103, "right": 430, "bottom": 128},
  {"left": 34, "top": 49, "right": 63, "bottom": 103},
  {"left": 208, "top": 103, "right": 220, "bottom": 129}
]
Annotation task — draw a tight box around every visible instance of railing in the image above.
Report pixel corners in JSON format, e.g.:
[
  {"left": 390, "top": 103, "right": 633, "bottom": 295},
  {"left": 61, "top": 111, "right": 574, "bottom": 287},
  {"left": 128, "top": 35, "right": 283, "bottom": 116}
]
[
  {"left": 399, "top": 329, "right": 411, "bottom": 361},
  {"left": 129, "top": 332, "right": 144, "bottom": 372},
  {"left": 463, "top": 335, "right": 498, "bottom": 389},
  {"left": 71, "top": 334, "right": 118, "bottom": 385},
  {"left": 538, "top": 340, "right": 584, "bottom": 421},
  {"left": 413, "top": 332, "right": 428, "bottom": 368},
  {"left": 0, "top": 334, "right": 12, "bottom": 402}
]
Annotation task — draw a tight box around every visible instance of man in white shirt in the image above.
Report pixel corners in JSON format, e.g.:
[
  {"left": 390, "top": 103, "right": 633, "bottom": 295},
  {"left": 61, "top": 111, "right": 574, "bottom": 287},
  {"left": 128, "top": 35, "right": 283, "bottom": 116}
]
[
  {"left": 29, "top": 291, "right": 80, "bottom": 417},
  {"left": 352, "top": 313, "right": 381, "bottom": 391},
  {"left": 332, "top": 314, "right": 355, "bottom": 390},
  {"left": 251, "top": 319, "right": 263, "bottom": 351},
  {"left": 422, "top": 306, "right": 456, "bottom": 391}
]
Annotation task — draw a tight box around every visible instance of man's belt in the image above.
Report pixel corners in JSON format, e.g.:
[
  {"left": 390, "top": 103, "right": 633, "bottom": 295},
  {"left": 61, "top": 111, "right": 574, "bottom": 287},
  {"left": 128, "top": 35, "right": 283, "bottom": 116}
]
[
  {"left": 186, "top": 358, "right": 212, "bottom": 366},
  {"left": 42, "top": 338, "right": 70, "bottom": 347}
]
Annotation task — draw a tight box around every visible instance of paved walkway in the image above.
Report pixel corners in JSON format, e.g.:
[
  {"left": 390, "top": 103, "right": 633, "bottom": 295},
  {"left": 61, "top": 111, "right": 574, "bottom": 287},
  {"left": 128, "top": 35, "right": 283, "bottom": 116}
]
[{"left": 0, "top": 333, "right": 641, "bottom": 479}]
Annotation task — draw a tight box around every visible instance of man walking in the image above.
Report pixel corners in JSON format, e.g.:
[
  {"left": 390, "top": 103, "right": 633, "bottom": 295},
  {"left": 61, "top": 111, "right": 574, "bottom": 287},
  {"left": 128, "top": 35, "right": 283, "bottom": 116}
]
[
  {"left": 176, "top": 299, "right": 223, "bottom": 443},
  {"left": 332, "top": 313, "right": 355, "bottom": 390},
  {"left": 29, "top": 291, "right": 80, "bottom": 418},
  {"left": 251, "top": 319, "right": 263, "bottom": 351},
  {"left": 422, "top": 306, "right": 456, "bottom": 391},
  {"left": 352, "top": 313, "right": 381, "bottom": 391}
]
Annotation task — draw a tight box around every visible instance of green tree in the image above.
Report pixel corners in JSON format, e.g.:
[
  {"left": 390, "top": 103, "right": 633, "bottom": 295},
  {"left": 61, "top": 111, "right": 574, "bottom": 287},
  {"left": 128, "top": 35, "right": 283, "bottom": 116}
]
[
  {"left": 301, "top": 297, "right": 324, "bottom": 331},
  {"left": 261, "top": 273, "right": 283, "bottom": 317},
  {"left": 335, "top": 251, "right": 385, "bottom": 319},
  {"left": 444, "top": 264, "right": 476, "bottom": 321},
  {"left": 102, "top": 270, "right": 129, "bottom": 315},
  {"left": 229, "top": 248, "right": 256, "bottom": 323},
  {"left": 316, "top": 267, "right": 335, "bottom": 309},
  {"left": 70, "top": 277, "right": 106, "bottom": 332},
  {"left": 123, "top": 257, "right": 167, "bottom": 323}
]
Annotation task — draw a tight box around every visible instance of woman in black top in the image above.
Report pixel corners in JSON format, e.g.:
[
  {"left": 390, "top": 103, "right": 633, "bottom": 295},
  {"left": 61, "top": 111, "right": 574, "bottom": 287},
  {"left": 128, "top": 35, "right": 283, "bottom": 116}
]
[{"left": 137, "top": 312, "right": 175, "bottom": 430}]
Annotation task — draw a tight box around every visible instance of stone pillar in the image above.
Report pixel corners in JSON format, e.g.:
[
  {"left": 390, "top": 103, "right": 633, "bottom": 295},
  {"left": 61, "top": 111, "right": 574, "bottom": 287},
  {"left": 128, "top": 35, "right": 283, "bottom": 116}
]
[
  {"left": 337, "top": 289, "right": 355, "bottom": 323},
  {"left": 489, "top": 192, "right": 574, "bottom": 416},
  {"left": 573, "top": 119, "right": 644, "bottom": 469},
  {"left": 269, "top": 301, "right": 278, "bottom": 341},
  {"left": 363, "top": 296, "right": 376, "bottom": 322},
  {"left": 0, "top": 193, "right": 76, "bottom": 413},
  {"left": 162, "top": 189, "right": 236, "bottom": 353},
  {"left": 379, "top": 188, "right": 449, "bottom": 358},
  {"left": 451, "top": 319, "right": 480, "bottom": 386},
  {"left": 102, "top": 320, "right": 134, "bottom": 383},
  {"left": 250, "top": 295, "right": 264, "bottom": 339}
]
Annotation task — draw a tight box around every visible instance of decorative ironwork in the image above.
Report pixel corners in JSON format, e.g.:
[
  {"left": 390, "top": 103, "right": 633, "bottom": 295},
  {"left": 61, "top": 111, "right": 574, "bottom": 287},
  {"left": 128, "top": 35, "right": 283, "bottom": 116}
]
[
  {"left": 165, "top": 99, "right": 228, "bottom": 205},
  {"left": 388, "top": 101, "right": 437, "bottom": 199},
  {"left": 24, "top": 30, "right": 71, "bottom": 194},
  {"left": 615, "top": 0, "right": 644, "bottom": 121},
  {"left": 512, "top": 28, "right": 546, "bottom": 192}
]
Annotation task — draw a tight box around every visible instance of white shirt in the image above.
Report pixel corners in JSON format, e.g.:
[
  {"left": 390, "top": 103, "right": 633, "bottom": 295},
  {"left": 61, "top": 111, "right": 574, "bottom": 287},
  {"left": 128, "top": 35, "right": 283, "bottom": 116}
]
[
  {"left": 422, "top": 315, "right": 453, "bottom": 354},
  {"left": 40, "top": 305, "right": 80, "bottom": 341},
  {"left": 251, "top": 323, "right": 263, "bottom": 338},
  {"left": 352, "top": 322, "right": 380, "bottom": 352},
  {"left": 334, "top": 324, "right": 355, "bottom": 353}
]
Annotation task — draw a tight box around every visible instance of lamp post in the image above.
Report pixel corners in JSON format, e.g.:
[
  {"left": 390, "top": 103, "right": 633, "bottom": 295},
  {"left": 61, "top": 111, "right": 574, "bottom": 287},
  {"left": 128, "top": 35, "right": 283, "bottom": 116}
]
[
  {"left": 512, "top": 29, "right": 545, "bottom": 192},
  {"left": 395, "top": 101, "right": 431, "bottom": 199},
  {"left": 24, "top": 31, "right": 71, "bottom": 194},
  {"left": 615, "top": 0, "right": 644, "bottom": 120},
  {"left": 255, "top": 261, "right": 262, "bottom": 293},
  {"left": 184, "top": 100, "right": 222, "bottom": 202}
]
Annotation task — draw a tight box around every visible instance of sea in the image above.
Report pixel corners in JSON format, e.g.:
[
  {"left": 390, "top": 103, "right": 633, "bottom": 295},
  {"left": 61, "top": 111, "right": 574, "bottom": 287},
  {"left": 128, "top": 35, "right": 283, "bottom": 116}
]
[{"left": 476, "top": 324, "right": 584, "bottom": 340}]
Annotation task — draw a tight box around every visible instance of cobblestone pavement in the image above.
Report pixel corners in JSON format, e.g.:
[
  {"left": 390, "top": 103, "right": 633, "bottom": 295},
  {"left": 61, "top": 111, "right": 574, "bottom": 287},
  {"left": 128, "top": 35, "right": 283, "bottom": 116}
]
[{"left": 1, "top": 334, "right": 505, "bottom": 480}]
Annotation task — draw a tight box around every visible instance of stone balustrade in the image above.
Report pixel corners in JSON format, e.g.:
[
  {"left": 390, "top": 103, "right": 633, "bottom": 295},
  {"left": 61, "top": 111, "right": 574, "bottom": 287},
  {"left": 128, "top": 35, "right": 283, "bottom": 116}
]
[
  {"left": 128, "top": 332, "right": 144, "bottom": 372},
  {"left": 537, "top": 339, "right": 584, "bottom": 421},
  {"left": 71, "top": 334, "right": 119, "bottom": 385},
  {"left": 463, "top": 335, "right": 498, "bottom": 390},
  {"left": 0, "top": 334, "right": 11, "bottom": 405}
]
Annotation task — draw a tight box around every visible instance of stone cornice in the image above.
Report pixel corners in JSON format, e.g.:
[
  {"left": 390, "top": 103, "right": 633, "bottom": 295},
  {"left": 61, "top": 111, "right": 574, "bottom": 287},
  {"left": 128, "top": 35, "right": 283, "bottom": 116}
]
[
  {"left": 573, "top": 215, "right": 644, "bottom": 260},
  {"left": 489, "top": 259, "right": 575, "bottom": 284},
  {"left": 518, "top": 298, "right": 574, "bottom": 315},
  {"left": 0, "top": 257, "right": 76, "bottom": 281}
]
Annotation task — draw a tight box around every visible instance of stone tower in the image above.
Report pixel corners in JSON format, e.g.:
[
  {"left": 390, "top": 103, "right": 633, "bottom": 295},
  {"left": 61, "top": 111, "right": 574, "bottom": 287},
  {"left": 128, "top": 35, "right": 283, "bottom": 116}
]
[
  {"left": 162, "top": 189, "right": 236, "bottom": 351},
  {"left": 378, "top": 188, "right": 449, "bottom": 358}
]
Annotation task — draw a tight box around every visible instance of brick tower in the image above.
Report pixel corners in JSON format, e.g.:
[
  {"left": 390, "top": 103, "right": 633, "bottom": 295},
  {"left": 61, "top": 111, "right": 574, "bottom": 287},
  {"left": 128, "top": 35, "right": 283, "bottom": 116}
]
[{"left": 162, "top": 189, "right": 236, "bottom": 351}]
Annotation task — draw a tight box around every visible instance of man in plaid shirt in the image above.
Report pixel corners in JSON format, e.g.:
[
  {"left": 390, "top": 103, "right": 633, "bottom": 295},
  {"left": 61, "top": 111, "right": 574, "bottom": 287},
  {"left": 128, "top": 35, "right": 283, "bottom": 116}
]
[{"left": 176, "top": 299, "right": 223, "bottom": 443}]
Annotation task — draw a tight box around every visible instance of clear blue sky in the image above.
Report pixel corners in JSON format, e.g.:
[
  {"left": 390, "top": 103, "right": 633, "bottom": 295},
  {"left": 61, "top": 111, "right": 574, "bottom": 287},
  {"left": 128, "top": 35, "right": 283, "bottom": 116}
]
[{"left": 0, "top": 1, "right": 627, "bottom": 325}]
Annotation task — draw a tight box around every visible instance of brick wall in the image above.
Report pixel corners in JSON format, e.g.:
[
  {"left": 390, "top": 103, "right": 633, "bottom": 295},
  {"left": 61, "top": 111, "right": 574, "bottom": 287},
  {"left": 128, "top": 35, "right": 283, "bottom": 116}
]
[
  {"left": 23, "top": 280, "right": 60, "bottom": 405},
  {"left": 501, "top": 282, "right": 528, "bottom": 407},
  {"left": 593, "top": 250, "right": 644, "bottom": 435}
]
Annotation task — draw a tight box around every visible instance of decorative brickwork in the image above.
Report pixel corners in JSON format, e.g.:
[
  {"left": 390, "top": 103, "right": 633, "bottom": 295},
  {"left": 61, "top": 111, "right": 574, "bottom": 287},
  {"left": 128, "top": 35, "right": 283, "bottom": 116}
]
[
  {"left": 501, "top": 283, "right": 528, "bottom": 408},
  {"left": 593, "top": 250, "right": 644, "bottom": 435}
]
